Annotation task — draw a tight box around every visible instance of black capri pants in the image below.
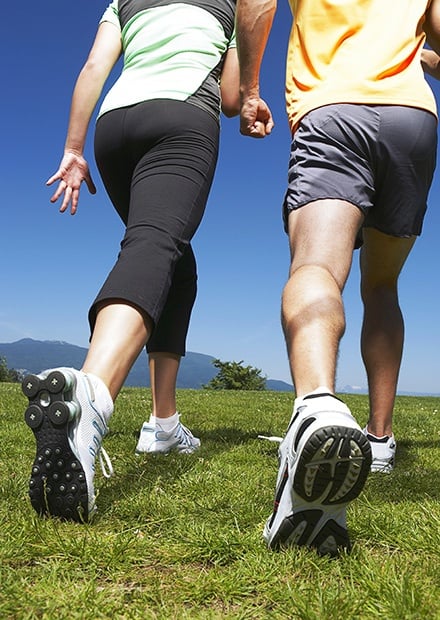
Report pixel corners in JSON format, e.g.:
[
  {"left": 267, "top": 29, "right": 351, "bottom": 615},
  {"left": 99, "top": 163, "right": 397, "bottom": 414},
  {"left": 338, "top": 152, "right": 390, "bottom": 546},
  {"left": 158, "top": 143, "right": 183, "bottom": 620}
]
[{"left": 91, "top": 99, "right": 220, "bottom": 356}]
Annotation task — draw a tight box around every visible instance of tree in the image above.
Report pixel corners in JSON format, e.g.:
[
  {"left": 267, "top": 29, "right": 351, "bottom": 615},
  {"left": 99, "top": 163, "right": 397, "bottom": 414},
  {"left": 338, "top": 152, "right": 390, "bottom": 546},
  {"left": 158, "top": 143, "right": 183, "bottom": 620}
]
[
  {"left": 204, "top": 359, "right": 266, "bottom": 391},
  {"left": 8, "top": 367, "right": 24, "bottom": 383},
  {"left": 0, "top": 357, "right": 11, "bottom": 382},
  {"left": 0, "top": 356, "right": 22, "bottom": 383}
]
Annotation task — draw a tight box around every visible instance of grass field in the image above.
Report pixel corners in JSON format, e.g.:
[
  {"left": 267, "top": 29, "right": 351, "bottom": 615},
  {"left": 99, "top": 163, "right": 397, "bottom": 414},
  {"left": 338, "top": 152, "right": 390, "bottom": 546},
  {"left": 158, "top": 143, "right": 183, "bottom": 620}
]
[{"left": 1, "top": 383, "right": 440, "bottom": 619}]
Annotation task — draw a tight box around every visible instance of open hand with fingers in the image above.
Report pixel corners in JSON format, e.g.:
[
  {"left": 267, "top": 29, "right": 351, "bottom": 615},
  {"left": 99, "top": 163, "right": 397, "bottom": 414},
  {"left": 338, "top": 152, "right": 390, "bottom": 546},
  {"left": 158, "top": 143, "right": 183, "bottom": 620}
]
[{"left": 46, "top": 151, "right": 96, "bottom": 215}]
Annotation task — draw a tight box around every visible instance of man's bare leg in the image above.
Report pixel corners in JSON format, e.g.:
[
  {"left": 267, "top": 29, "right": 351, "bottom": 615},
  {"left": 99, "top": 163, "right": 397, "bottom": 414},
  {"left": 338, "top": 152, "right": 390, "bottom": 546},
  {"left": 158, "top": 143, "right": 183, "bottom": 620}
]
[
  {"left": 283, "top": 200, "right": 364, "bottom": 396},
  {"left": 263, "top": 200, "right": 371, "bottom": 555},
  {"left": 360, "top": 228, "right": 416, "bottom": 437}
]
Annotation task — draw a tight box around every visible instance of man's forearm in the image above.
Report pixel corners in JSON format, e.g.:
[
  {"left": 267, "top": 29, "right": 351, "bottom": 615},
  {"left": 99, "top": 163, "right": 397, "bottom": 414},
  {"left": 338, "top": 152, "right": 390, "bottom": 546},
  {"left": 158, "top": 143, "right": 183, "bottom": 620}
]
[
  {"left": 424, "top": 0, "right": 440, "bottom": 54},
  {"left": 236, "top": 0, "right": 277, "bottom": 100}
]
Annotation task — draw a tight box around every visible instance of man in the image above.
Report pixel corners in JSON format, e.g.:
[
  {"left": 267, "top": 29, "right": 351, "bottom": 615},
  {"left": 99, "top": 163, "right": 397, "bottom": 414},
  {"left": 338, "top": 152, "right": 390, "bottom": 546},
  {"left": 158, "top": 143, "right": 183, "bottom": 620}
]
[{"left": 237, "top": 0, "right": 439, "bottom": 555}]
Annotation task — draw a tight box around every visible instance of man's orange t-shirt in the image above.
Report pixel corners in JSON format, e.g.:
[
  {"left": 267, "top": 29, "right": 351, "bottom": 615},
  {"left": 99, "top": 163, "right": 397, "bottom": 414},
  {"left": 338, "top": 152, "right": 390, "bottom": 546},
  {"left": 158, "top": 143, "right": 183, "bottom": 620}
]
[{"left": 286, "top": 0, "right": 437, "bottom": 131}]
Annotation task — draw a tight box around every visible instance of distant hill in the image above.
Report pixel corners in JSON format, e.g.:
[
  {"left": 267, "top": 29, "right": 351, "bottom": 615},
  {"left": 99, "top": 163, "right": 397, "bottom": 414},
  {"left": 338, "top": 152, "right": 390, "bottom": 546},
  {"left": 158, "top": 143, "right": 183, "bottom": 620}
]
[
  {"left": 0, "top": 339, "right": 293, "bottom": 392},
  {"left": 340, "top": 384, "right": 440, "bottom": 398}
]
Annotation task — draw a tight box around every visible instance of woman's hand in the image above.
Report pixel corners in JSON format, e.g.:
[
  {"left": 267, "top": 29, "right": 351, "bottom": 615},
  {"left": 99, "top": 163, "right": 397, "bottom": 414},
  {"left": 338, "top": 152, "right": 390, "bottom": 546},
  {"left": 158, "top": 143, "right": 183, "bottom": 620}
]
[{"left": 46, "top": 151, "right": 96, "bottom": 215}]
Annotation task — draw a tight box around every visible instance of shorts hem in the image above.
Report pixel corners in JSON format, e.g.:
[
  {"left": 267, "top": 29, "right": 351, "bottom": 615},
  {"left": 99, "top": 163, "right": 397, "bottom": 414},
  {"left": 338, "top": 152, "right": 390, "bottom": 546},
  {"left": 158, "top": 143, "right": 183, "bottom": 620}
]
[{"left": 283, "top": 196, "right": 368, "bottom": 232}]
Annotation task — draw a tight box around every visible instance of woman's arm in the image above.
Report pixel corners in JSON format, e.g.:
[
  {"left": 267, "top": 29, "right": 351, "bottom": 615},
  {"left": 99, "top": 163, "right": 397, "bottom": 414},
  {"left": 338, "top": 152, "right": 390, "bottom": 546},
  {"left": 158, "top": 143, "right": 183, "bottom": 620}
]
[
  {"left": 47, "top": 21, "right": 122, "bottom": 214},
  {"left": 220, "top": 47, "right": 240, "bottom": 117}
]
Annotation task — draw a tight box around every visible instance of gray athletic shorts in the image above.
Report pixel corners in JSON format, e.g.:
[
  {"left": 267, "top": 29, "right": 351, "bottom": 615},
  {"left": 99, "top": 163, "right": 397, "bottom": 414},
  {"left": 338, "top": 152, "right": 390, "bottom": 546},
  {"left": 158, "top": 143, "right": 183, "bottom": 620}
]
[{"left": 283, "top": 103, "right": 437, "bottom": 237}]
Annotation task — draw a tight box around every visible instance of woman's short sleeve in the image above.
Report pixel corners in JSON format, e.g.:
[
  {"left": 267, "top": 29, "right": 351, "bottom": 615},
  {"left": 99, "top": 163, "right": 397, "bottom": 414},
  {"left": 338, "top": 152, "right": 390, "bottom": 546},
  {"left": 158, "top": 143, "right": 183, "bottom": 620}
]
[
  {"left": 228, "top": 28, "right": 236, "bottom": 49},
  {"left": 99, "top": 0, "right": 120, "bottom": 29}
]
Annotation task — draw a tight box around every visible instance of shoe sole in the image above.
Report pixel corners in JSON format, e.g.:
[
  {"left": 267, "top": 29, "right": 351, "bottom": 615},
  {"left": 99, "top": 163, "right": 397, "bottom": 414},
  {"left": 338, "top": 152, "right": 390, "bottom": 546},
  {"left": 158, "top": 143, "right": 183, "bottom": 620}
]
[
  {"left": 135, "top": 429, "right": 201, "bottom": 455},
  {"left": 267, "top": 425, "right": 371, "bottom": 555},
  {"left": 370, "top": 461, "right": 394, "bottom": 474},
  {"left": 22, "top": 370, "right": 90, "bottom": 522},
  {"left": 136, "top": 442, "right": 201, "bottom": 455}
]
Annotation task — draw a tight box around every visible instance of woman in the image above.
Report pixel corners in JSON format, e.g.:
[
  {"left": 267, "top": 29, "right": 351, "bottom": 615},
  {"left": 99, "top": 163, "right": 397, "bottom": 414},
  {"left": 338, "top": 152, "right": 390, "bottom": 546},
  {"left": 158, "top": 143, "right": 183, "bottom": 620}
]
[{"left": 22, "top": 0, "right": 239, "bottom": 522}]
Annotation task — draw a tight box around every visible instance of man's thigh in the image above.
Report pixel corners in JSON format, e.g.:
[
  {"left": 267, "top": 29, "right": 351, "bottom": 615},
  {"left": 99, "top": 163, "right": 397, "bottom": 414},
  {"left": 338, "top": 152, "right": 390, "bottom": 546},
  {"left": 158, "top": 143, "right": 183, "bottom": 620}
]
[{"left": 287, "top": 199, "right": 364, "bottom": 290}]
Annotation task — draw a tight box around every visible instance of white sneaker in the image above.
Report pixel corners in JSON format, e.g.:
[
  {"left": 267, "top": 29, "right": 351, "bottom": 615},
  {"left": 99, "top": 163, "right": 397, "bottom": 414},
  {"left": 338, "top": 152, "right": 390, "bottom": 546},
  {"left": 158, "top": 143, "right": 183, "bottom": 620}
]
[
  {"left": 263, "top": 390, "right": 372, "bottom": 556},
  {"left": 363, "top": 428, "right": 396, "bottom": 473},
  {"left": 135, "top": 416, "right": 200, "bottom": 455},
  {"left": 23, "top": 367, "right": 113, "bottom": 522}
]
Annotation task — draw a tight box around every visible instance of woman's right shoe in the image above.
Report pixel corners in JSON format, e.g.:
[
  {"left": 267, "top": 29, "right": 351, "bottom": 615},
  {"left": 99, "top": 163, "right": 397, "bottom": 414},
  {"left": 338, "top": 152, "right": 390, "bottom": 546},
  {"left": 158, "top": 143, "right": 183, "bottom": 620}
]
[{"left": 22, "top": 367, "right": 112, "bottom": 522}]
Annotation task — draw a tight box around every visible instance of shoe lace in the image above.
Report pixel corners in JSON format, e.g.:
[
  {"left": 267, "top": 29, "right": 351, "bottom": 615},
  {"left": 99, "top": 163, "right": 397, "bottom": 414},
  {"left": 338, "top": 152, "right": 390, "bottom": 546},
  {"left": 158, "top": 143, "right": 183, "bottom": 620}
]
[
  {"left": 98, "top": 447, "right": 114, "bottom": 479},
  {"left": 178, "top": 423, "right": 196, "bottom": 443},
  {"left": 257, "top": 434, "right": 283, "bottom": 443}
]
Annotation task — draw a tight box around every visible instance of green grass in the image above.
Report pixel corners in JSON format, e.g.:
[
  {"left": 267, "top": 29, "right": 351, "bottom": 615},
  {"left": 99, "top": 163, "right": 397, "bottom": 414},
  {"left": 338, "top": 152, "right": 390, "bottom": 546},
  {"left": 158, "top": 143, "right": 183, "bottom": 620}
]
[{"left": 1, "top": 384, "right": 440, "bottom": 619}]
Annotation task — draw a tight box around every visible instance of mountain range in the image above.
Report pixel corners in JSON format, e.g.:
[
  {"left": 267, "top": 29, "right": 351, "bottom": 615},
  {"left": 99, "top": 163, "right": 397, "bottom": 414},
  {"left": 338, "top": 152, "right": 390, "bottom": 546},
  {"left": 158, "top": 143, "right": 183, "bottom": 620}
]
[{"left": 0, "top": 339, "right": 293, "bottom": 391}]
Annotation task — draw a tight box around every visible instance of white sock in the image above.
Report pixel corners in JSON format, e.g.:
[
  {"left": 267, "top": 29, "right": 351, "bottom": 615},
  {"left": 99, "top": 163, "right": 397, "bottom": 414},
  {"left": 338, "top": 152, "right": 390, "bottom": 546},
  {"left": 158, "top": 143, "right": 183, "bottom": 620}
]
[{"left": 149, "top": 411, "right": 179, "bottom": 432}]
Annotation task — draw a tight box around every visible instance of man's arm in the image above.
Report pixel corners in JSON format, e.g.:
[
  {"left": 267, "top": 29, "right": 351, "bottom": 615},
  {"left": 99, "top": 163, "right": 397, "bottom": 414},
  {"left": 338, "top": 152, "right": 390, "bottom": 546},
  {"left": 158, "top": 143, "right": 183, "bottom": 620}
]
[
  {"left": 421, "top": 48, "right": 440, "bottom": 78},
  {"left": 424, "top": 0, "right": 440, "bottom": 54},
  {"left": 236, "top": 0, "right": 276, "bottom": 137}
]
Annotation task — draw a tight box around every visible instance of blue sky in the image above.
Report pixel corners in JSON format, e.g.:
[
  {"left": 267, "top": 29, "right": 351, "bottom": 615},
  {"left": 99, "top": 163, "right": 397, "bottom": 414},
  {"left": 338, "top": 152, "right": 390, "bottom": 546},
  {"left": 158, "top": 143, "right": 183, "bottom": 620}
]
[{"left": 2, "top": 1, "right": 440, "bottom": 394}]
